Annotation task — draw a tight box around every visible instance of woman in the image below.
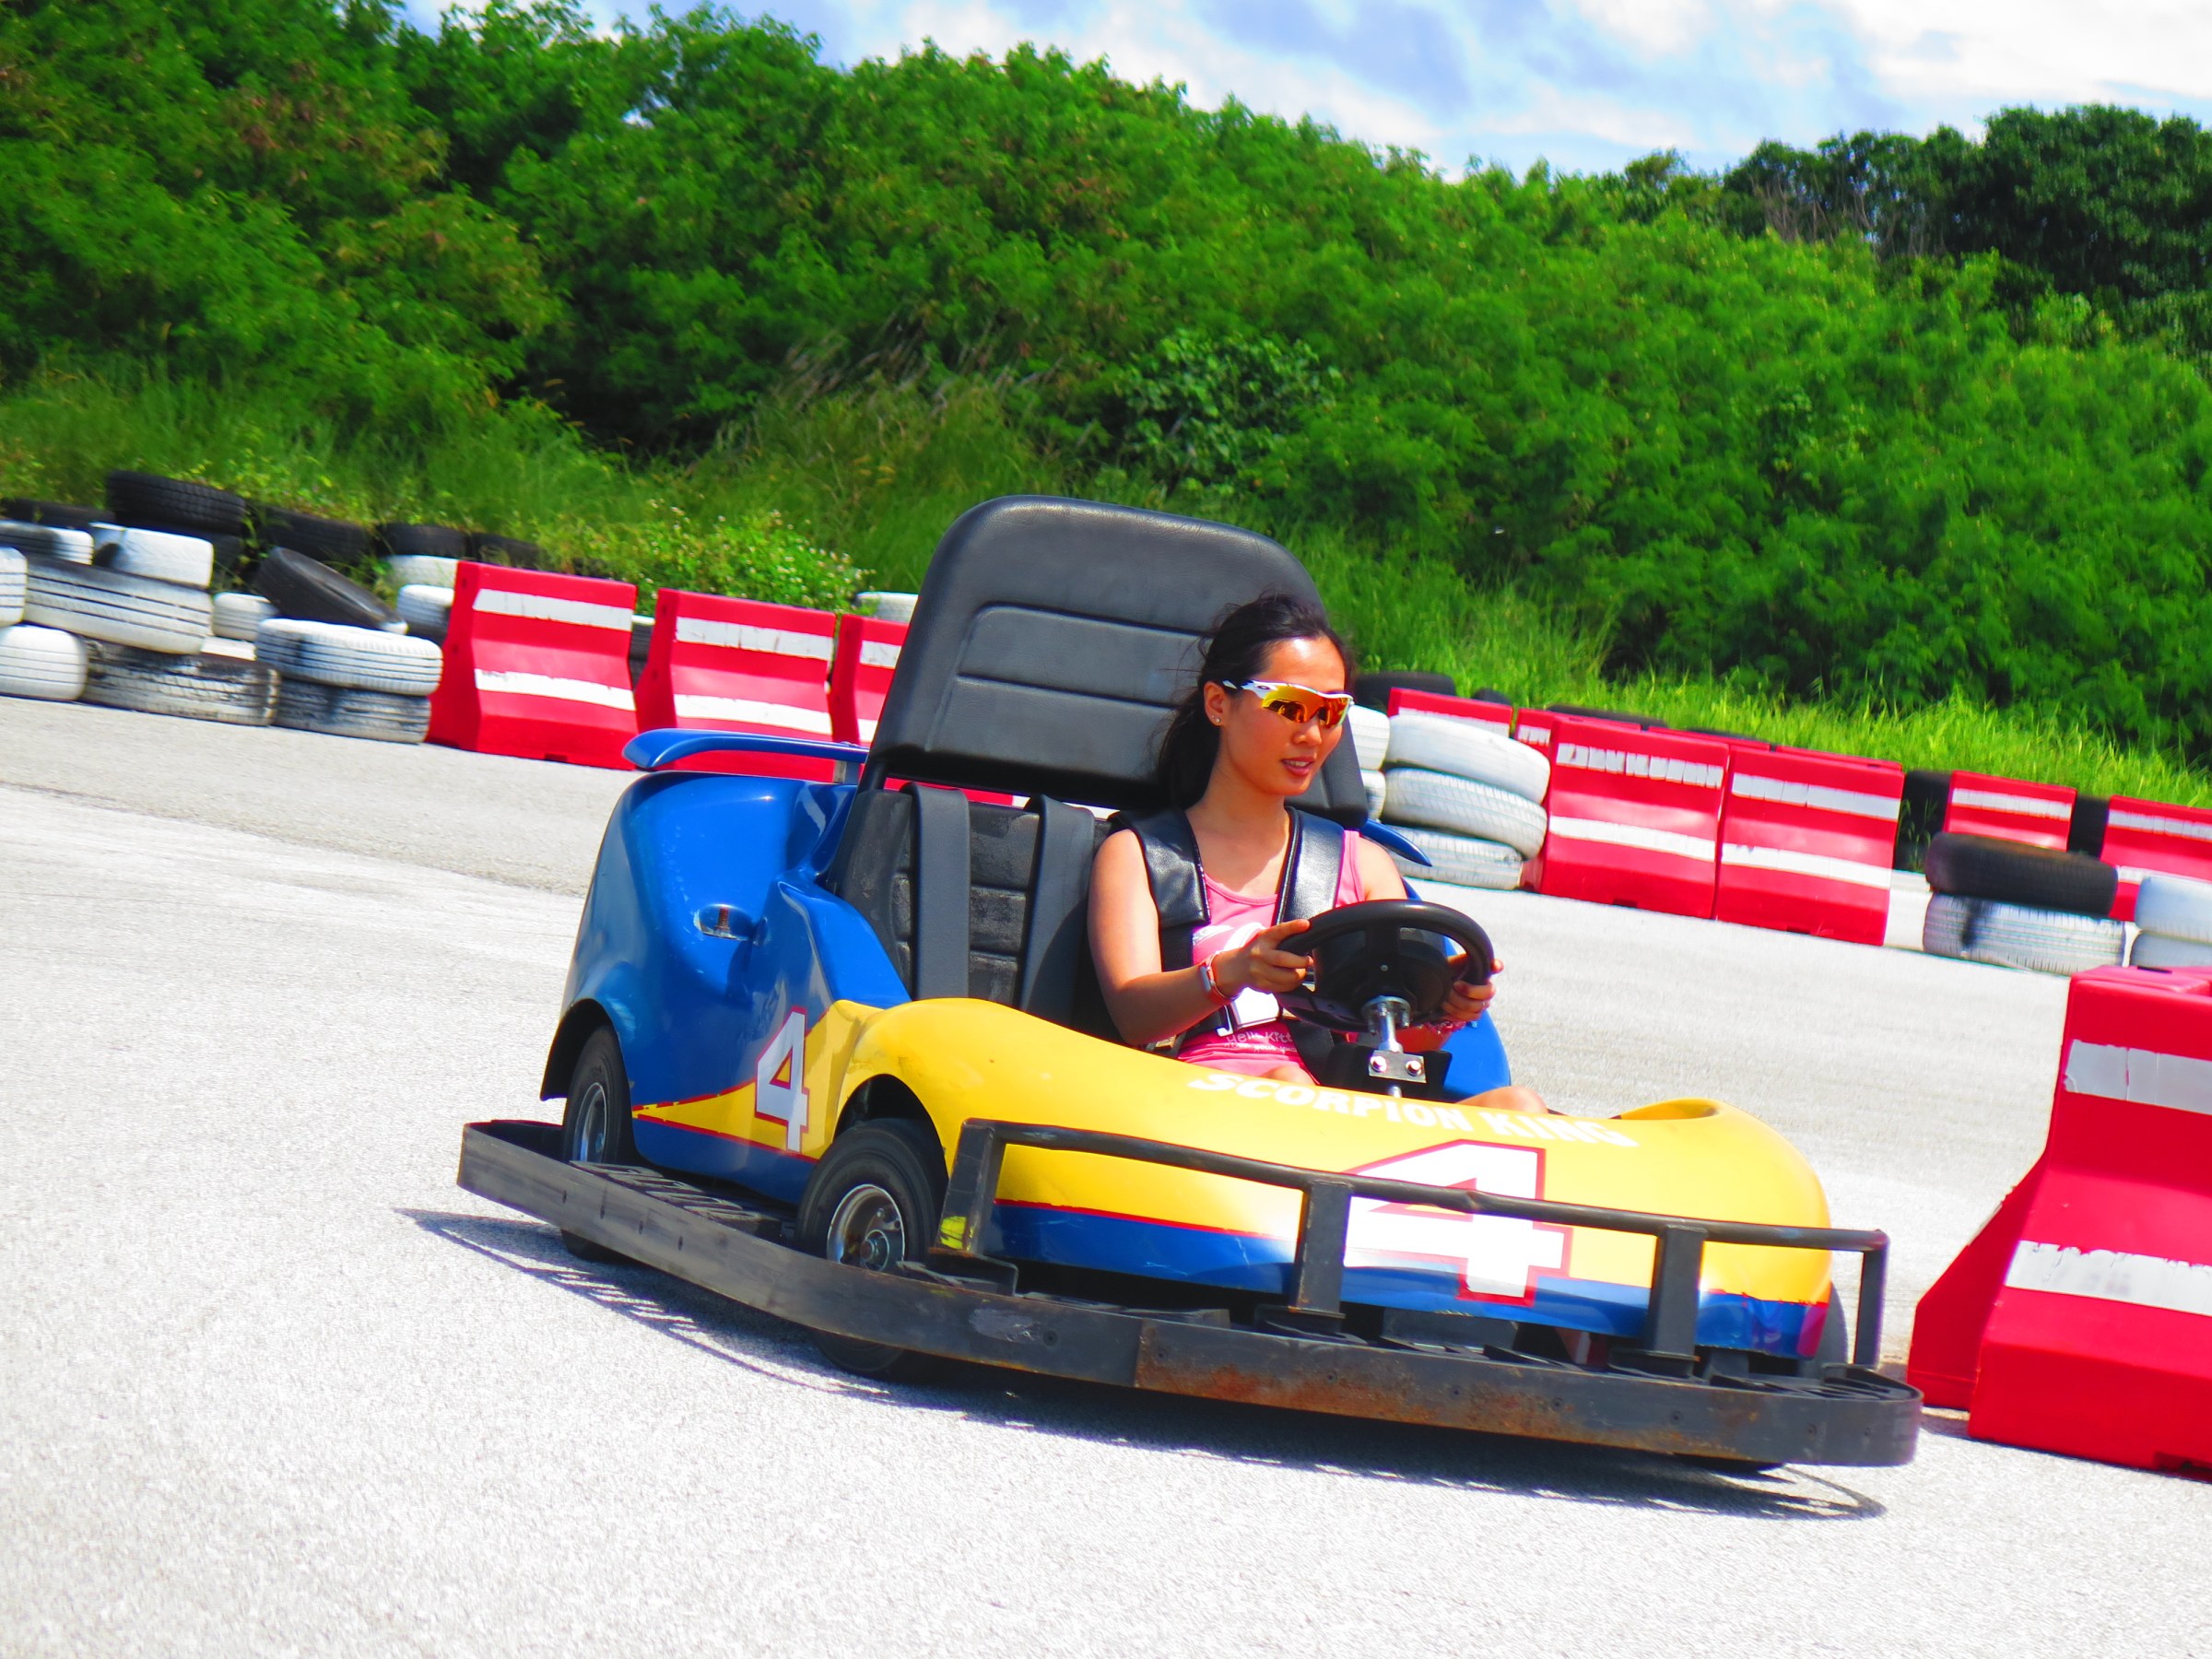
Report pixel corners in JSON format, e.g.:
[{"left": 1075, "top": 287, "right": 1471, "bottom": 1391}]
[{"left": 1088, "top": 594, "right": 1547, "bottom": 1112}]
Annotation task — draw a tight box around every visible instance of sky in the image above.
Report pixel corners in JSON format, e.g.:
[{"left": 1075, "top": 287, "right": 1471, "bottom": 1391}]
[{"left": 406, "top": 0, "right": 2212, "bottom": 176}]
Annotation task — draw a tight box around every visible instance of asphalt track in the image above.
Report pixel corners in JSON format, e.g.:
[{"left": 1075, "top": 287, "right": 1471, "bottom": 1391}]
[{"left": 4, "top": 696, "right": 2207, "bottom": 1658}]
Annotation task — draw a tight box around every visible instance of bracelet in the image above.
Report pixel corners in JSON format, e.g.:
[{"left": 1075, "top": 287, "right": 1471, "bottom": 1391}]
[{"left": 1196, "top": 952, "right": 1230, "bottom": 1005}]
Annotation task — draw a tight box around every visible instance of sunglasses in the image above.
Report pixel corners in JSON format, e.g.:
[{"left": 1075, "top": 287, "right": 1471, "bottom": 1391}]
[{"left": 1231, "top": 679, "right": 1356, "bottom": 730}]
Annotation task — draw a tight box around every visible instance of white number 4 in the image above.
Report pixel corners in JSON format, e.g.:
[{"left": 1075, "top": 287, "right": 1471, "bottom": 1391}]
[{"left": 754, "top": 1009, "right": 809, "bottom": 1151}]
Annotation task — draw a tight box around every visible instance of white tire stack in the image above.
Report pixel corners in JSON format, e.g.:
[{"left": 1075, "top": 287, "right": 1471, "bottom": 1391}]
[
  {"left": 82, "top": 643, "right": 279, "bottom": 725},
  {"left": 0, "top": 521, "right": 94, "bottom": 564},
  {"left": 260, "top": 618, "right": 441, "bottom": 743},
  {"left": 1347, "top": 704, "right": 1390, "bottom": 819},
  {"left": 92, "top": 524, "right": 215, "bottom": 588},
  {"left": 0, "top": 547, "right": 22, "bottom": 627},
  {"left": 212, "top": 592, "right": 276, "bottom": 642},
  {"left": 2130, "top": 877, "right": 2212, "bottom": 969},
  {"left": 22, "top": 549, "right": 212, "bottom": 655},
  {"left": 395, "top": 583, "right": 453, "bottom": 642},
  {"left": 1923, "top": 895, "right": 2125, "bottom": 975},
  {"left": 1379, "top": 711, "right": 1550, "bottom": 889},
  {"left": 387, "top": 554, "right": 459, "bottom": 590},
  {"left": 0, "top": 625, "right": 88, "bottom": 700}
]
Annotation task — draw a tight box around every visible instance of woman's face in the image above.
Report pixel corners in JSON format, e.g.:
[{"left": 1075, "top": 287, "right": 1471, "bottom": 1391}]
[{"left": 1203, "top": 635, "right": 1349, "bottom": 800}]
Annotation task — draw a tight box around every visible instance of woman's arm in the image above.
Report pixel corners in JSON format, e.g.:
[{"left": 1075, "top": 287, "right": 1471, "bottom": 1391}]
[{"left": 1089, "top": 830, "right": 1313, "bottom": 1047}]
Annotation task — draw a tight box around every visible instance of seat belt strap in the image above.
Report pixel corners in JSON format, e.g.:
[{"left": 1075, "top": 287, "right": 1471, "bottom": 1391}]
[
  {"left": 1114, "top": 807, "right": 1208, "bottom": 970},
  {"left": 1279, "top": 810, "right": 1344, "bottom": 925},
  {"left": 910, "top": 784, "right": 971, "bottom": 999},
  {"left": 1018, "top": 796, "right": 1096, "bottom": 1018}
]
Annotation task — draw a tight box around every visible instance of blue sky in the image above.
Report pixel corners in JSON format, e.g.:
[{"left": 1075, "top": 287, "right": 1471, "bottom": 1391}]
[{"left": 407, "top": 1, "right": 2212, "bottom": 175}]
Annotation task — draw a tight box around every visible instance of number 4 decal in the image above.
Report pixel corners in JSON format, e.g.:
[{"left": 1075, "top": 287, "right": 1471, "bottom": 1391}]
[{"left": 754, "top": 1008, "right": 809, "bottom": 1151}]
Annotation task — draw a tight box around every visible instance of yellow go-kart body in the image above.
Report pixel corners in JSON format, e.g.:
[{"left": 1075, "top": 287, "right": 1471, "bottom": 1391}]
[{"left": 635, "top": 997, "right": 1836, "bottom": 1357}]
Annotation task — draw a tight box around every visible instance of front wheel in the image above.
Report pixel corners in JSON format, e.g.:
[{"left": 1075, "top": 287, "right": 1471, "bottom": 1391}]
[
  {"left": 796, "top": 1119, "right": 947, "bottom": 1381},
  {"left": 559, "top": 1026, "right": 637, "bottom": 1263}
]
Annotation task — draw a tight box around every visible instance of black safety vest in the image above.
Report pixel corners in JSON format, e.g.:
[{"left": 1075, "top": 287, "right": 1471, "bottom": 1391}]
[{"left": 1113, "top": 806, "right": 1345, "bottom": 1046}]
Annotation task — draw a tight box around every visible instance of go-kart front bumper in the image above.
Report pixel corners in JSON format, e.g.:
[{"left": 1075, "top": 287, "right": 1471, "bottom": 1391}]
[{"left": 457, "top": 1120, "right": 1920, "bottom": 1466}]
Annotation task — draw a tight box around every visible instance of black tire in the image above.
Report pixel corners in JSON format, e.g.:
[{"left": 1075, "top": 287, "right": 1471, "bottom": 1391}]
[
  {"left": 1470, "top": 687, "right": 1512, "bottom": 705},
  {"left": 1684, "top": 726, "right": 1761, "bottom": 745},
  {"left": 254, "top": 506, "right": 373, "bottom": 566},
  {"left": 378, "top": 522, "right": 470, "bottom": 560},
  {"left": 1546, "top": 702, "right": 1665, "bottom": 729},
  {"left": 2, "top": 499, "right": 101, "bottom": 532},
  {"left": 1352, "top": 669, "right": 1455, "bottom": 712},
  {"left": 1894, "top": 769, "right": 1951, "bottom": 872},
  {"left": 559, "top": 1027, "right": 638, "bottom": 1263},
  {"left": 2068, "top": 794, "right": 2110, "bottom": 857},
  {"left": 796, "top": 1119, "right": 948, "bottom": 1380},
  {"left": 105, "top": 470, "right": 248, "bottom": 535},
  {"left": 467, "top": 531, "right": 547, "bottom": 571},
  {"left": 254, "top": 547, "right": 397, "bottom": 629},
  {"left": 629, "top": 616, "right": 653, "bottom": 683},
  {"left": 1923, "top": 832, "right": 2118, "bottom": 916}
]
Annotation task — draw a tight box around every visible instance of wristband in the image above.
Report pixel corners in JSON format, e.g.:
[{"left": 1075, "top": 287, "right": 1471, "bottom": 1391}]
[{"left": 1197, "top": 952, "right": 1230, "bottom": 1004}]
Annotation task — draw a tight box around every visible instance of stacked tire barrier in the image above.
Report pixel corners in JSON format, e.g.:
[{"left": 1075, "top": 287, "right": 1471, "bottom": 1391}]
[
  {"left": 260, "top": 619, "right": 442, "bottom": 744},
  {"left": 2129, "top": 877, "right": 2212, "bottom": 969},
  {"left": 1347, "top": 703, "right": 1390, "bottom": 818},
  {"left": 1378, "top": 708, "right": 1549, "bottom": 890},
  {"left": 1921, "top": 832, "right": 2124, "bottom": 974}
]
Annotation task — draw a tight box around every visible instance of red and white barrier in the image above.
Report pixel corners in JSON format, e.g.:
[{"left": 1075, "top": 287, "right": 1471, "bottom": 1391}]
[
  {"left": 1714, "top": 747, "right": 1902, "bottom": 946},
  {"left": 427, "top": 563, "right": 638, "bottom": 770},
  {"left": 1533, "top": 718, "right": 1730, "bottom": 917},
  {"left": 633, "top": 592, "right": 839, "bottom": 781},
  {"left": 830, "top": 613, "right": 905, "bottom": 747},
  {"left": 2101, "top": 795, "right": 2212, "bottom": 923},
  {"left": 1943, "top": 770, "right": 2074, "bottom": 850},
  {"left": 1384, "top": 688, "right": 1513, "bottom": 735},
  {"left": 1909, "top": 965, "right": 2212, "bottom": 1472}
]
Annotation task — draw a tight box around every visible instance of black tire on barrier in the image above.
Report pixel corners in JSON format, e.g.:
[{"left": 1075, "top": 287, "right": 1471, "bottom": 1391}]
[
  {"left": 2068, "top": 794, "right": 2110, "bottom": 858},
  {"left": 796, "top": 1119, "right": 948, "bottom": 1381},
  {"left": 560, "top": 1026, "right": 639, "bottom": 1264},
  {"left": 1894, "top": 769, "right": 1952, "bottom": 872},
  {"left": 2, "top": 499, "right": 102, "bottom": 532},
  {"left": 105, "top": 471, "right": 248, "bottom": 536},
  {"left": 1546, "top": 702, "right": 1666, "bottom": 729},
  {"left": 1353, "top": 670, "right": 1455, "bottom": 712},
  {"left": 1923, "top": 832, "right": 2118, "bottom": 917},
  {"left": 254, "top": 506, "right": 373, "bottom": 567},
  {"left": 254, "top": 547, "right": 397, "bottom": 629},
  {"left": 468, "top": 531, "right": 547, "bottom": 571},
  {"left": 378, "top": 523, "right": 470, "bottom": 560}
]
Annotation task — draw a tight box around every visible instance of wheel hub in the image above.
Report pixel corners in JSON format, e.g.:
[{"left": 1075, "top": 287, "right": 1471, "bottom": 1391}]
[{"left": 826, "top": 1183, "right": 906, "bottom": 1272}]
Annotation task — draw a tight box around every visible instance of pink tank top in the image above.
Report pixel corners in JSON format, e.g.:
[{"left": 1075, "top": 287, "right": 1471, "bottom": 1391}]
[{"left": 1176, "top": 831, "right": 1368, "bottom": 1078}]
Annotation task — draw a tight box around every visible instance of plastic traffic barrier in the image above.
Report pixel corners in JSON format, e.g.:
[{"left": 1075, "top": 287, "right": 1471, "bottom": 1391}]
[
  {"left": 1943, "top": 771, "right": 2075, "bottom": 851},
  {"left": 1714, "top": 747, "right": 1903, "bottom": 946},
  {"left": 1383, "top": 687, "right": 1513, "bottom": 734},
  {"left": 2100, "top": 795, "right": 2212, "bottom": 924},
  {"left": 1908, "top": 966, "right": 2212, "bottom": 1473},
  {"left": 829, "top": 612, "right": 905, "bottom": 747},
  {"left": 426, "top": 563, "right": 637, "bottom": 769},
  {"left": 633, "top": 593, "right": 840, "bottom": 781},
  {"left": 1532, "top": 718, "right": 1729, "bottom": 917}
]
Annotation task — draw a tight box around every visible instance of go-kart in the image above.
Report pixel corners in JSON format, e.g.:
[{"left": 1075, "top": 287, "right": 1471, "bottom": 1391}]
[{"left": 459, "top": 496, "right": 1919, "bottom": 1467}]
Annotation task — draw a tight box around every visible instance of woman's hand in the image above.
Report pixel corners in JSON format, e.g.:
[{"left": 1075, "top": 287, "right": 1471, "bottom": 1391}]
[
  {"left": 1435, "top": 955, "right": 1503, "bottom": 1026},
  {"left": 1214, "top": 917, "right": 1314, "bottom": 997}
]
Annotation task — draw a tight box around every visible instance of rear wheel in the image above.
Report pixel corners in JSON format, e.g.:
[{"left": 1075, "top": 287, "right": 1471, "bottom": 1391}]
[
  {"left": 559, "top": 1027, "right": 636, "bottom": 1263},
  {"left": 797, "top": 1119, "right": 947, "bottom": 1381}
]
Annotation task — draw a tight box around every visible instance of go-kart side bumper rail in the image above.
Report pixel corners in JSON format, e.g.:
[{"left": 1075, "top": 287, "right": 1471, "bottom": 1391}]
[
  {"left": 458, "top": 1121, "right": 1920, "bottom": 1466},
  {"left": 938, "top": 1119, "right": 1892, "bottom": 1371}
]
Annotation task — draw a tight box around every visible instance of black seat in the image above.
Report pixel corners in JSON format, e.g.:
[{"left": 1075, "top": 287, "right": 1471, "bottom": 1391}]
[{"left": 823, "top": 497, "right": 1363, "bottom": 1027}]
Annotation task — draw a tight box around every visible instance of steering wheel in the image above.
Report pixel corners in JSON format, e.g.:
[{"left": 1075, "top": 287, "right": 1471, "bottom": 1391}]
[{"left": 1276, "top": 900, "right": 1495, "bottom": 1035}]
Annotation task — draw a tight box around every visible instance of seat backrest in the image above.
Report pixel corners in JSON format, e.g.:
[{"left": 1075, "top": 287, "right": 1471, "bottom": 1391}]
[
  {"left": 826, "top": 785, "right": 1115, "bottom": 1033},
  {"left": 864, "top": 496, "right": 1367, "bottom": 823}
]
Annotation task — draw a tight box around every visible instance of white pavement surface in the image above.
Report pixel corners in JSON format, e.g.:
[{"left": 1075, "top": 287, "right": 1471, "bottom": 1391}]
[{"left": 4, "top": 700, "right": 2209, "bottom": 1658}]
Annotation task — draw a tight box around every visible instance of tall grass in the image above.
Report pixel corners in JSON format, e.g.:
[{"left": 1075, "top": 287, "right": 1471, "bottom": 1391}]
[{"left": 5, "top": 363, "right": 2206, "bottom": 806}]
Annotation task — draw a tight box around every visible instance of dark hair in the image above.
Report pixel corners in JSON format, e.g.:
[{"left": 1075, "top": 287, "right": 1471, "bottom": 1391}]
[{"left": 1156, "top": 593, "right": 1354, "bottom": 806}]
